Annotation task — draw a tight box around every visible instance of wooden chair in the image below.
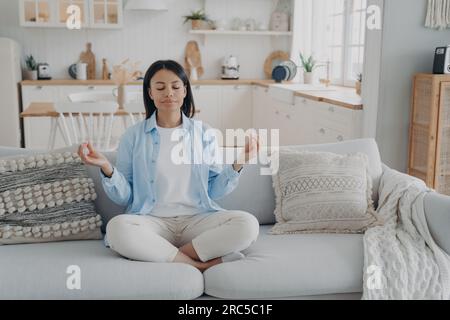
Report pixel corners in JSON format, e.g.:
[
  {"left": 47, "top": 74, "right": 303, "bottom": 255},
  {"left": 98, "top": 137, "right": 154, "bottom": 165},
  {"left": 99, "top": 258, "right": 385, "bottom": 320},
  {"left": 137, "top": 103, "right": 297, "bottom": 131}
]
[
  {"left": 51, "top": 91, "right": 118, "bottom": 151},
  {"left": 123, "top": 91, "right": 146, "bottom": 127}
]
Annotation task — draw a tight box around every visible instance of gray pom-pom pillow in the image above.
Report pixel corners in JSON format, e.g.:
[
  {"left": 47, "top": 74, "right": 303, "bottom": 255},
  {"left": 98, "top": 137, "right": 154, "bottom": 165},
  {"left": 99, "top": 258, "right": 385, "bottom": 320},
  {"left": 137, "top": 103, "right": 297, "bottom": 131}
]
[
  {"left": 0, "top": 147, "right": 103, "bottom": 245},
  {"left": 270, "top": 150, "right": 383, "bottom": 234}
]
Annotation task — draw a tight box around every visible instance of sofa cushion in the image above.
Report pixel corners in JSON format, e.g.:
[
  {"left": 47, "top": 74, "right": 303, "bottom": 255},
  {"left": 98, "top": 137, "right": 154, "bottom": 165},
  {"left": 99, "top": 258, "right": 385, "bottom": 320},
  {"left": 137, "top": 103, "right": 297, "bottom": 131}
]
[
  {"left": 0, "top": 146, "right": 102, "bottom": 245},
  {"left": 0, "top": 239, "right": 204, "bottom": 299},
  {"left": 270, "top": 151, "right": 382, "bottom": 234},
  {"left": 218, "top": 139, "right": 382, "bottom": 226},
  {"left": 204, "top": 225, "right": 364, "bottom": 299}
]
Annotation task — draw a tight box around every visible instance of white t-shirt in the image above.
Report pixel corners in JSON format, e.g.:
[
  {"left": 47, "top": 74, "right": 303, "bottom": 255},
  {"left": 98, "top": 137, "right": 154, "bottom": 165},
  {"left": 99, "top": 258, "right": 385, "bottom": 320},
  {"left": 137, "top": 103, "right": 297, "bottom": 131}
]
[{"left": 150, "top": 124, "right": 206, "bottom": 217}]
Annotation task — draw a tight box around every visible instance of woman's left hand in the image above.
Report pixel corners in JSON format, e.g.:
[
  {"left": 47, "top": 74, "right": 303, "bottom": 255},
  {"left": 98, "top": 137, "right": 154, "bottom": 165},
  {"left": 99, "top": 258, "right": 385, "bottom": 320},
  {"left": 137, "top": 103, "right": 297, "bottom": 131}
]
[{"left": 233, "top": 131, "right": 260, "bottom": 172}]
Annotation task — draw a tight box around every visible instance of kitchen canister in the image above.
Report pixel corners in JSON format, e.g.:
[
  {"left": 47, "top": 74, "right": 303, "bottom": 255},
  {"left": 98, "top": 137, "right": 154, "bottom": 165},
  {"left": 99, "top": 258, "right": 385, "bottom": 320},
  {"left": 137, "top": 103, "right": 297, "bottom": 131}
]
[{"left": 76, "top": 62, "right": 87, "bottom": 80}]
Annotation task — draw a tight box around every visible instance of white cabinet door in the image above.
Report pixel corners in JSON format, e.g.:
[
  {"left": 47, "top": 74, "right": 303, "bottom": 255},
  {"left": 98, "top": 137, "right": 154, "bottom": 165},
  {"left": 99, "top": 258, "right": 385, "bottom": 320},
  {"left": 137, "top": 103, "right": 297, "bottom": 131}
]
[
  {"left": 252, "top": 85, "right": 271, "bottom": 130},
  {"left": 191, "top": 85, "right": 222, "bottom": 130},
  {"left": 269, "top": 96, "right": 304, "bottom": 146},
  {"left": 293, "top": 97, "right": 315, "bottom": 144},
  {"left": 221, "top": 85, "right": 252, "bottom": 132},
  {"left": 306, "top": 99, "right": 362, "bottom": 144},
  {"left": 22, "top": 85, "right": 59, "bottom": 149}
]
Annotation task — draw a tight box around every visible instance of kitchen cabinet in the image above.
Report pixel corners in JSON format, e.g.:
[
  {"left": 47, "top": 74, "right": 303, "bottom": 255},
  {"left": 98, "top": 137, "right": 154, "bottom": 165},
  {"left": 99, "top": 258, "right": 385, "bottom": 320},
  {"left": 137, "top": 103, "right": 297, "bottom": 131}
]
[
  {"left": 269, "top": 97, "right": 307, "bottom": 146},
  {"left": 191, "top": 85, "right": 222, "bottom": 131},
  {"left": 21, "top": 82, "right": 363, "bottom": 150},
  {"left": 20, "top": 0, "right": 54, "bottom": 27},
  {"left": 56, "top": 0, "right": 89, "bottom": 27},
  {"left": 221, "top": 85, "right": 252, "bottom": 132},
  {"left": 299, "top": 98, "right": 363, "bottom": 145},
  {"left": 191, "top": 85, "right": 253, "bottom": 147},
  {"left": 252, "top": 85, "right": 270, "bottom": 130},
  {"left": 19, "top": 0, "right": 122, "bottom": 29},
  {"left": 89, "top": 0, "right": 123, "bottom": 29}
]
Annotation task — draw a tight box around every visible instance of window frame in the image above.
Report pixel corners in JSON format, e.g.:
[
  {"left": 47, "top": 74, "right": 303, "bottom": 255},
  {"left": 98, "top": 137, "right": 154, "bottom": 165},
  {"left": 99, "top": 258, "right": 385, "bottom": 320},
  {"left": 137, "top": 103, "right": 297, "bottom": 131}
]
[{"left": 328, "top": 0, "right": 367, "bottom": 87}]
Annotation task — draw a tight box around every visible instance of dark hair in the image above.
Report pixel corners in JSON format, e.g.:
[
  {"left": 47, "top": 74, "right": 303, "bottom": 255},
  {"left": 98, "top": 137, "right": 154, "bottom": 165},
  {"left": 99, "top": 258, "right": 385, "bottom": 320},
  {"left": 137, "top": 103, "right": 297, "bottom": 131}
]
[{"left": 143, "top": 60, "right": 196, "bottom": 119}]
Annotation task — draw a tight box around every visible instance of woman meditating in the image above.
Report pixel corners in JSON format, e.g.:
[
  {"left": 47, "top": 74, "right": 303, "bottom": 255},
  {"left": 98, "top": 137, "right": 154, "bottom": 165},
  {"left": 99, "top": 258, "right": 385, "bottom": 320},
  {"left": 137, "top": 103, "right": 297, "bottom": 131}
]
[{"left": 78, "top": 60, "right": 260, "bottom": 272}]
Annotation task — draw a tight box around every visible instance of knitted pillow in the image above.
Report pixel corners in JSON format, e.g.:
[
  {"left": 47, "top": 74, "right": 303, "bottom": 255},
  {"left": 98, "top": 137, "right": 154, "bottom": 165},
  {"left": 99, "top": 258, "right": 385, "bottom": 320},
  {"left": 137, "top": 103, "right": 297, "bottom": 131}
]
[
  {"left": 0, "top": 147, "right": 103, "bottom": 245},
  {"left": 270, "top": 150, "right": 383, "bottom": 234}
]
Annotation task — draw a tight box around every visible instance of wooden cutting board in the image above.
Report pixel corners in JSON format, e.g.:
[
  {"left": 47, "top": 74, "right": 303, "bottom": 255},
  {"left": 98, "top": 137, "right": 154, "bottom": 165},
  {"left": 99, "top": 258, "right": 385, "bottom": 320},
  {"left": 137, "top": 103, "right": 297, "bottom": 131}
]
[
  {"left": 80, "top": 42, "right": 96, "bottom": 80},
  {"left": 184, "top": 40, "right": 204, "bottom": 78}
]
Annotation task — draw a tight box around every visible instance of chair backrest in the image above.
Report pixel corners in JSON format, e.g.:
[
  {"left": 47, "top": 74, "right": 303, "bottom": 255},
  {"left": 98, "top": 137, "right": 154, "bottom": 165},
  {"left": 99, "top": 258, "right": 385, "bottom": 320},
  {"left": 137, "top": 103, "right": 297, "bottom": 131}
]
[
  {"left": 55, "top": 92, "right": 118, "bottom": 151},
  {"left": 68, "top": 91, "right": 116, "bottom": 103}
]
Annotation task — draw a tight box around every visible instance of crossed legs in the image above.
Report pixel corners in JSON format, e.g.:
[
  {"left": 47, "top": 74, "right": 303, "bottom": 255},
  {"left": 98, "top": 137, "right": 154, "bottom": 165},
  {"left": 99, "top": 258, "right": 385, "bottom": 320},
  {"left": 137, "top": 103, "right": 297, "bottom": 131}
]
[{"left": 106, "top": 210, "right": 259, "bottom": 272}]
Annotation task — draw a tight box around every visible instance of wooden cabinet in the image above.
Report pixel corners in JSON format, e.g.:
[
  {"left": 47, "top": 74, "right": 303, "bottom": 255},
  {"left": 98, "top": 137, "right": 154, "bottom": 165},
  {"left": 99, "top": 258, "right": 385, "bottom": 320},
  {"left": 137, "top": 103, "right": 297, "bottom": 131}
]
[
  {"left": 19, "top": 0, "right": 122, "bottom": 28},
  {"left": 408, "top": 73, "right": 450, "bottom": 195}
]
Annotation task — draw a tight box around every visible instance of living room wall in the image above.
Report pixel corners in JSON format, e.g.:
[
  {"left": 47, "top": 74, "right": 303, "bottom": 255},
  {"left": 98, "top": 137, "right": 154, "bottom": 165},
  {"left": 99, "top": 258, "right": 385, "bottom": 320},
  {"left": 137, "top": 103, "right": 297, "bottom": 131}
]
[{"left": 376, "top": 0, "right": 450, "bottom": 172}]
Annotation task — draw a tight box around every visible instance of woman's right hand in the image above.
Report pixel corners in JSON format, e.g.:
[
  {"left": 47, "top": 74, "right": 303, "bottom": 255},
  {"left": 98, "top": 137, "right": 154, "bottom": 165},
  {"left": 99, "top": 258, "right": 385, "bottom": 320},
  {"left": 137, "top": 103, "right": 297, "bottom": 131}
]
[{"left": 78, "top": 142, "right": 113, "bottom": 177}]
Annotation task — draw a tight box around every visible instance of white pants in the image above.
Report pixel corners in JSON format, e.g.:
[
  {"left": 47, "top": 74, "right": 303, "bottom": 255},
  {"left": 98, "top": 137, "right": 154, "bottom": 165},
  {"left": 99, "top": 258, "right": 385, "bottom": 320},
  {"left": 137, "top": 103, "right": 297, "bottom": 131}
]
[{"left": 106, "top": 210, "right": 259, "bottom": 263}]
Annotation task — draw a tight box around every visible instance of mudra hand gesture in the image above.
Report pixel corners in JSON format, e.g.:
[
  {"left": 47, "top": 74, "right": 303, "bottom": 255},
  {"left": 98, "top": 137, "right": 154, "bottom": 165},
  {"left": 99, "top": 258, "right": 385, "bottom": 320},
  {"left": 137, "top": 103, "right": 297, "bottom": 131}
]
[
  {"left": 233, "top": 130, "right": 260, "bottom": 172},
  {"left": 77, "top": 142, "right": 113, "bottom": 177}
]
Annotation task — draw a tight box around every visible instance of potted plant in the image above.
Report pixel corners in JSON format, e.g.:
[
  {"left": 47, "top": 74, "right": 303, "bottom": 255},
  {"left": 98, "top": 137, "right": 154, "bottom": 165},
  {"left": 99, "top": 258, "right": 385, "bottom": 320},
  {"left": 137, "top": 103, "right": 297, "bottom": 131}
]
[
  {"left": 183, "top": 9, "right": 209, "bottom": 30},
  {"left": 24, "top": 55, "right": 38, "bottom": 80},
  {"left": 299, "top": 52, "right": 317, "bottom": 84},
  {"left": 355, "top": 72, "right": 362, "bottom": 95}
]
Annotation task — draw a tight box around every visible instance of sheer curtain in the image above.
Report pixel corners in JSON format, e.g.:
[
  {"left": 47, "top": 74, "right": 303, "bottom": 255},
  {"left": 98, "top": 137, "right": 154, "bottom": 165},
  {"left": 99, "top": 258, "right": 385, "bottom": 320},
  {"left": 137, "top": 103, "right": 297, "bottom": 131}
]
[{"left": 290, "top": 0, "right": 335, "bottom": 83}]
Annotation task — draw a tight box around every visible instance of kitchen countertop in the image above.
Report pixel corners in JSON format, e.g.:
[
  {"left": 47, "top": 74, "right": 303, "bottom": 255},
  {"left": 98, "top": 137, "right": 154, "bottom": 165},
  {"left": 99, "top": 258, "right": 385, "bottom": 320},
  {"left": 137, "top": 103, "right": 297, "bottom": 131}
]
[
  {"left": 20, "top": 79, "right": 277, "bottom": 86},
  {"left": 20, "top": 79, "right": 362, "bottom": 109}
]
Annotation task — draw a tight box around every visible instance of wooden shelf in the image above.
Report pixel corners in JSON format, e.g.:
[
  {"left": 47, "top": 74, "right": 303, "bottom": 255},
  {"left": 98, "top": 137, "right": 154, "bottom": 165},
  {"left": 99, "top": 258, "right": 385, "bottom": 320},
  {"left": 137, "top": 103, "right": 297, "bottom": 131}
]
[{"left": 189, "top": 30, "right": 292, "bottom": 36}]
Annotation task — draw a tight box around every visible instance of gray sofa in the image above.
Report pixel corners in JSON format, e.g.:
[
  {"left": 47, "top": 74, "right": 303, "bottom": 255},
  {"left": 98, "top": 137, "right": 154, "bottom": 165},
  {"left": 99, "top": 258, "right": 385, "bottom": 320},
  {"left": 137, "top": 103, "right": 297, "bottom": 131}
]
[{"left": 0, "top": 138, "right": 449, "bottom": 300}]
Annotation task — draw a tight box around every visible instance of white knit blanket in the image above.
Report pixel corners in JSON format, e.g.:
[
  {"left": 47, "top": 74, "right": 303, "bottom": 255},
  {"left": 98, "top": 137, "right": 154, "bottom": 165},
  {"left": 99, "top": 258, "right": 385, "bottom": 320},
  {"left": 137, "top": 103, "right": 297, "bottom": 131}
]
[{"left": 362, "top": 167, "right": 450, "bottom": 299}]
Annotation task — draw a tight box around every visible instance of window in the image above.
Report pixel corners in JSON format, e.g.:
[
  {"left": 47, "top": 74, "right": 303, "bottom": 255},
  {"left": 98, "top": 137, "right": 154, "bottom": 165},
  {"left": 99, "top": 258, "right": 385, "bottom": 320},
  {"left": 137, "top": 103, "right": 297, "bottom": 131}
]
[{"left": 310, "top": 0, "right": 367, "bottom": 86}]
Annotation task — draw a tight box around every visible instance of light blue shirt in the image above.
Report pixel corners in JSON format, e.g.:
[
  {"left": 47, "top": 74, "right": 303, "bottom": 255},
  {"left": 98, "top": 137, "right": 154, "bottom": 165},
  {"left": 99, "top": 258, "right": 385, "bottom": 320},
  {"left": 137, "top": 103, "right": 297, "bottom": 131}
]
[{"left": 100, "top": 111, "right": 242, "bottom": 216}]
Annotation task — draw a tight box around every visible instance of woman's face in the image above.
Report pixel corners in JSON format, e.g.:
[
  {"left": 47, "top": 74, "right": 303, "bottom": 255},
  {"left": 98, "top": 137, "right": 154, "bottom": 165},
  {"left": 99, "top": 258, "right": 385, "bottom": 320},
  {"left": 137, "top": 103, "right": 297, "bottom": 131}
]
[{"left": 149, "top": 69, "right": 187, "bottom": 112}]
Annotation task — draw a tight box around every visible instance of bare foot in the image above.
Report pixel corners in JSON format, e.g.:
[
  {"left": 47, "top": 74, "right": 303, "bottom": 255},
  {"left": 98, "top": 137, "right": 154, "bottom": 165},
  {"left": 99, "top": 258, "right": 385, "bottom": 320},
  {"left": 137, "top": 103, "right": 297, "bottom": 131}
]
[{"left": 172, "top": 250, "right": 223, "bottom": 273}]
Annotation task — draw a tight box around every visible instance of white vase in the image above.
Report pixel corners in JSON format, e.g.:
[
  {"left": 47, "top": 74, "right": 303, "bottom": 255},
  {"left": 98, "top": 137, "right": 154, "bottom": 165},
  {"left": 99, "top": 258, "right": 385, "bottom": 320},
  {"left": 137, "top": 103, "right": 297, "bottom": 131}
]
[
  {"left": 190, "top": 67, "right": 198, "bottom": 81},
  {"left": 303, "top": 72, "right": 314, "bottom": 84}
]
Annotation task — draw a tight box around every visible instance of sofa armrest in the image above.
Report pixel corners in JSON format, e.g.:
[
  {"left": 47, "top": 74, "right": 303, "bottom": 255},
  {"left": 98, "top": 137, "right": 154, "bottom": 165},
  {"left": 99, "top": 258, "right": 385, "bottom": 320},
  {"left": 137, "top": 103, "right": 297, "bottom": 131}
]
[{"left": 424, "top": 192, "right": 450, "bottom": 255}]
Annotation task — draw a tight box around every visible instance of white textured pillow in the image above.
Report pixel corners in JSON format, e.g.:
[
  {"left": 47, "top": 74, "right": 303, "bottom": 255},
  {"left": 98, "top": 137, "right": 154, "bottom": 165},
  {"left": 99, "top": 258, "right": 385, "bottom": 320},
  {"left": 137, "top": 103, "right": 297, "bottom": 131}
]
[
  {"left": 270, "top": 150, "right": 383, "bottom": 234},
  {"left": 0, "top": 146, "right": 103, "bottom": 245}
]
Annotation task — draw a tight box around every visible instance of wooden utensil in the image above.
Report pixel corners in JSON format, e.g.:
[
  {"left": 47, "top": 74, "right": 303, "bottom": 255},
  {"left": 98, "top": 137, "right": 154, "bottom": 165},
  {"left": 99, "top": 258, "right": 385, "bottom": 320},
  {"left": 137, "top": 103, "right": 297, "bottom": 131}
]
[
  {"left": 80, "top": 42, "right": 96, "bottom": 80},
  {"left": 184, "top": 40, "right": 204, "bottom": 79}
]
